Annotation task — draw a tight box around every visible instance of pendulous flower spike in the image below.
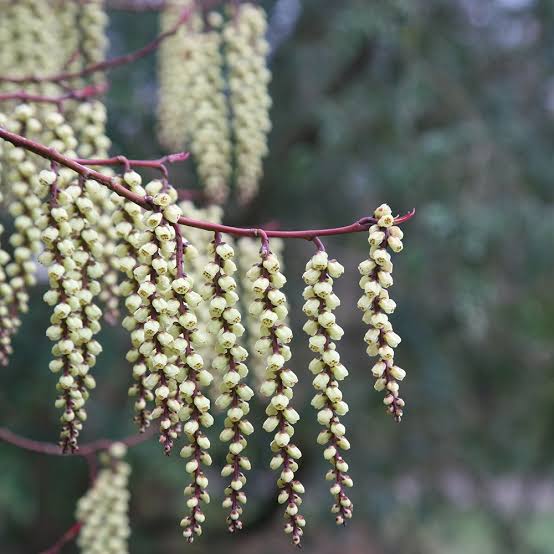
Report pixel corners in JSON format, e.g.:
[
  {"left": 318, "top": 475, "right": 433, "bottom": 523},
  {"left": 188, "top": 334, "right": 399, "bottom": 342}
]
[
  {"left": 303, "top": 249, "right": 354, "bottom": 523},
  {"left": 358, "top": 205, "right": 407, "bottom": 421}
]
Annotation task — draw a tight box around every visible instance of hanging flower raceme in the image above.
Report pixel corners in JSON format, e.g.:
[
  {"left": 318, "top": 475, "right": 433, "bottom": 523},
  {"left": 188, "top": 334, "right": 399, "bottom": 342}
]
[
  {"left": 237, "top": 236, "right": 286, "bottom": 392},
  {"left": 157, "top": 0, "right": 201, "bottom": 151},
  {"left": 72, "top": 100, "right": 120, "bottom": 325},
  {"left": 0, "top": 128, "right": 16, "bottom": 365},
  {"left": 202, "top": 234, "right": 253, "bottom": 532},
  {"left": 0, "top": 216, "right": 14, "bottom": 366},
  {"left": 358, "top": 204, "right": 406, "bottom": 421},
  {"left": 71, "top": 176, "right": 105, "bottom": 408},
  {"left": 172, "top": 233, "right": 214, "bottom": 543},
  {"left": 247, "top": 241, "right": 305, "bottom": 545},
  {"left": 114, "top": 171, "right": 154, "bottom": 432},
  {"left": 79, "top": 0, "right": 109, "bottom": 74},
  {"left": 76, "top": 442, "right": 131, "bottom": 554},
  {"left": 158, "top": 2, "right": 232, "bottom": 203},
  {"left": 55, "top": 0, "right": 80, "bottom": 75},
  {"left": 122, "top": 180, "right": 186, "bottom": 453},
  {"left": 187, "top": 11, "right": 232, "bottom": 203},
  {"left": 0, "top": 0, "right": 64, "bottom": 82},
  {"left": 0, "top": 105, "right": 45, "bottom": 345},
  {"left": 179, "top": 200, "right": 224, "bottom": 395},
  {"left": 302, "top": 249, "right": 353, "bottom": 524},
  {"left": 37, "top": 166, "right": 98, "bottom": 453},
  {"left": 224, "top": 3, "right": 272, "bottom": 204}
]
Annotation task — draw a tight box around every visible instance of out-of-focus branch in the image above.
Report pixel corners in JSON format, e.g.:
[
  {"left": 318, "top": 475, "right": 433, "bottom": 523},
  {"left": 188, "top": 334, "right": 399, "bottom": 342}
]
[
  {"left": 39, "top": 522, "right": 83, "bottom": 554},
  {"left": 0, "top": 83, "right": 108, "bottom": 104},
  {"left": 106, "top": 0, "right": 166, "bottom": 10},
  {"left": 0, "top": 426, "right": 156, "bottom": 456}
]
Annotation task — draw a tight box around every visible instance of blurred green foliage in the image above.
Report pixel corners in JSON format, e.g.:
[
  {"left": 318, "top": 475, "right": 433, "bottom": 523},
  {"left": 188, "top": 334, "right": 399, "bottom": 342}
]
[{"left": 2, "top": 1, "right": 554, "bottom": 553}]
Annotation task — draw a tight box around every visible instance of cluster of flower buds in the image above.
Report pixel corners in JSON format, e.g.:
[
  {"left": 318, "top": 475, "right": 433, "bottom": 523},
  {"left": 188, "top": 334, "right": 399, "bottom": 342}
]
[
  {"left": 247, "top": 244, "right": 305, "bottom": 544},
  {"left": 237, "top": 236, "right": 286, "bottom": 391},
  {"left": 114, "top": 172, "right": 154, "bottom": 431},
  {"left": 157, "top": 0, "right": 202, "bottom": 151},
  {"left": 72, "top": 101, "right": 111, "bottom": 159},
  {"left": 358, "top": 204, "right": 406, "bottom": 420},
  {"left": 0, "top": 106, "right": 77, "bottom": 364},
  {"left": 302, "top": 250, "right": 353, "bottom": 524},
  {"left": 186, "top": 11, "right": 232, "bottom": 203},
  {"left": 0, "top": 0, "right": 63, "bottom": 82},
  {"left": 158, "top": 0, "right": 231, "bottom": 203},
  {"left": 201, "top": 235, "right": 253, "bottom": 532},
  {"left": 224, "top": 3, "right": 272, "bottom": 204},
  {"left": 117, "top": 175, "right": 187, "bottom": 451},
  {"left": 113, "top": 173, "right": 214, "bottom": 538},
  {"left": 37, "top": 165, "right": 103, "bottom": 452},
  {"left": 76, "top": 442, "right": 131, "bottom": 554},
  {"left": 157, "top": 2, "right": 271, "bottom": 205},
  {"left": 79, "top": 0, "right": 109, "bottom": 73},
  {"left": 72, "top": 100, "right": 120, "bottom": 325},
  {"left": 179, "top": 200, "right": 224, "bottom": 389},
  {"left": 0, "top": 213, "right": 14, "bottom": 366},
  {"left": 158, "top": 3, "right": 232, "bottom": 202},
  {"left": 55, "top": 0, "right": 80, "bottom": 74},
  {"left": 175, "top": 245, "right": 214, "bottom": 543}
]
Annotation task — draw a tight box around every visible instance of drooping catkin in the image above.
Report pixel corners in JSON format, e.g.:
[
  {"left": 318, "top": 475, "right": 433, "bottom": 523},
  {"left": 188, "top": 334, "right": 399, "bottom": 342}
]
[
  {"left": 157, "top": 0, "right": 201, "bottom": 151},
  {"left": 35, "top": 117, "right": 103, "bottom": 453},
  {"left": 121, "top": 180, "right": 187, "bottom": 452},
  {"left": 0, "top": 216, "right": 14, "bottom": 366},
  {"left": 237, "top": 236, "right": 285, "bottom": 391},
  {"left": 115, "top": 172, "right": 154, "bottom": 432},
  {"left": 2, "top": 106, "right": 45, "bottom": 319},
  {"left": 158, "top": 4, "right": 232, "bottom": 202},
  {"left": 76, "top": 442, "right": 131, "bottom": 554},
  {"left": 179, "top": 200, "right": 224, "bottom": 396},
  {"left": 0, "top": 106, "right": 77, "bottom": 364},
  {"left": 37, "top": 166, "right": 100, "bottom": 453},
  {"left": 72, "top": 100, "right": 120, "bottom": 325},
  {"left": 0, "top": 0, "right": 64, "bottom": 84},
  {"left": 55, "top": 0, "right": 80, "bottom": 75},
  {"left": 224, "top": 3, "right": 272, "bottom": 204},
  {"left": 175, "top": 242, "right": 215, "bottom": 543},
  {"left": 302, "top": 250, "right": 353, "bottom": 523},
  {"left": 201, "top": 235, "right": 253, "bottom": 532},
  {"left": 358, "top": 204, "right": 406, "bottom": 420},
  {"left": 247, "top": 244, "right": 305, "bottom": 545},
  {"left": 79, "top": 0, "right": 110, "bottom": 77},
  {"left": 187, "top": 13, "right": 232, "bottom": 203}
]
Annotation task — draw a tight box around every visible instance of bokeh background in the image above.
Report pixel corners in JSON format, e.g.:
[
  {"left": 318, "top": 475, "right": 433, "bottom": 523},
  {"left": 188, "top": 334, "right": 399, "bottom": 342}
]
[{"left": 2, "top": 0, "right": 554, "bottom": 552}]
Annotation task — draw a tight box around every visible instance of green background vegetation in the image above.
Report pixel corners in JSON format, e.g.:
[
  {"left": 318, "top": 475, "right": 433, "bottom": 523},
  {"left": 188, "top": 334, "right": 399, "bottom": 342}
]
[{"left": 2, "top": 0, "right": 554, "bottom": 552}]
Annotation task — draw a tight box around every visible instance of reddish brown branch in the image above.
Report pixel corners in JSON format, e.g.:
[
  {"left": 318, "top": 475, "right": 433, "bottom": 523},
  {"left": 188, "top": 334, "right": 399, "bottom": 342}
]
[
  {"left": 74, "top": 152, "right": 189, "bottom": 170},
  {"left": 0, "top": 426, "right": 156, "bottom": 456},
  {"left": 0, "top": 1, "right": 213, "bottom": 84},
  {"left": 0, "top": 126, "right": 415, "bottom": 241},
  {"left": 40, "top": 522, "right": 82, "bottom": 554},
  {"left": 0, "top": 83, "right": 108, "bottom": 104},
  {"left": 74, "top": 152, "right": 189, "bottom": 183}
]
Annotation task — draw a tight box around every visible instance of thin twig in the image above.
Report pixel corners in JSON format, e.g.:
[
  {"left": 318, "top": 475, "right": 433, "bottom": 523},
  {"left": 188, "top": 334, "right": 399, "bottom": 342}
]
[
  {"left": 0, "top": 83, "right": 108, "bottom": 104},
  {"left": 0, "top": 426, "right": 156, "bottom": 456},
  {"left": 39, "top": 521, "right": 82, "bottom": 554},
  {"left": 107, "top": 0, "right": 166, "bottom": 10}
]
